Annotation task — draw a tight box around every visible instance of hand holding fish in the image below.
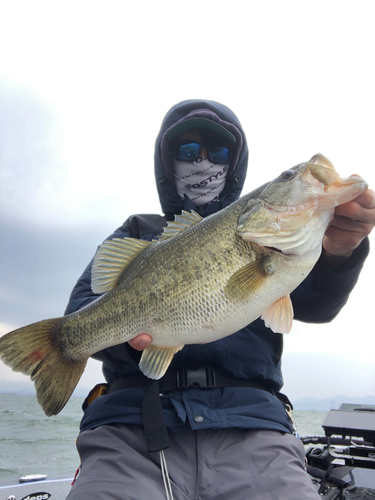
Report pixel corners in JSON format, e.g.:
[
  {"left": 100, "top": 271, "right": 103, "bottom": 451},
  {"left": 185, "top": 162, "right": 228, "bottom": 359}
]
[{"left": 322, "top": 187, "right": 375, "bottom": 268}]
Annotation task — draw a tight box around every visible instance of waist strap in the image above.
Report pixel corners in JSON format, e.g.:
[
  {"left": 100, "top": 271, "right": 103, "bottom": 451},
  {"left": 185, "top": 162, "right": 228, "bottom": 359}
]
[
  {"left": 83, "top": 369, "right": 293, "bottom": 453},
  {"left": 107, "top": 366, "right": 272, "bottom": 395},
  {"left": 91, "top": 367, "right": 274, "bottom": 454}
]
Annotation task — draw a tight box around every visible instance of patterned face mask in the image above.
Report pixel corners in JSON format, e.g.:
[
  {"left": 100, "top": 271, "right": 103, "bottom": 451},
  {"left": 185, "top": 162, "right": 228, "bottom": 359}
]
[{"left": 172, "top": 157, "right": 229, "bottom": 207}]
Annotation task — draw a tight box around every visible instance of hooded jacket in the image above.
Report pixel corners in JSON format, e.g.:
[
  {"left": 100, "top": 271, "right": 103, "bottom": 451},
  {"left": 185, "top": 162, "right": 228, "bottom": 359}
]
[{"left": 65, "top": 99, "right": 369, "bottom": 434}]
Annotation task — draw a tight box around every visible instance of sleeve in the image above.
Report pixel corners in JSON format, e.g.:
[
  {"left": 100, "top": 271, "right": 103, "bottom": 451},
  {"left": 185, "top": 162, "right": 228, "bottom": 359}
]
[
  {"left": 64, "top": 224, "right": 133, "bottom": 315},
  {"left": 291, "top": 237, "right": 370, "bottom": 323}
]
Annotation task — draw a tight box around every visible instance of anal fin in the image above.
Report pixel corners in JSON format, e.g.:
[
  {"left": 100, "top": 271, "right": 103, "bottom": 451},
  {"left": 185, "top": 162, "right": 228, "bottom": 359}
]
[
  {"left": 139, "top": 344, "right": 184, "bottom": 379},
  {"left": 261, "top": 294, "right": 294, "bottom": 334}
]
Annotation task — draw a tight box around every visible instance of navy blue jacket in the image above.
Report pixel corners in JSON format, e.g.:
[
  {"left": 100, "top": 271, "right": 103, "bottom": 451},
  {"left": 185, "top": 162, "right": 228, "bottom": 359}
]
[{"left": 65, "top": 100, "right": 369, "bottom": 434}]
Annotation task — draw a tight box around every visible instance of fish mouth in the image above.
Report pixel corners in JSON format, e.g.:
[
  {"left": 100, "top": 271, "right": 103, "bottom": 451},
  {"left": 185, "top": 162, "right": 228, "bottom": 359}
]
[
  {"left": 304, "top": 155, "right": 368, "bottom": 206},
  {"left": 237, "top": 153, "right": 368, "bottom": 256}
]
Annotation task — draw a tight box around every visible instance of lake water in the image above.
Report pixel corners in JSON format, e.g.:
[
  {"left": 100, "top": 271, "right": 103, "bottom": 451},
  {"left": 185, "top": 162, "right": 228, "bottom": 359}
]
[{"left": 0, "top": 393, "right": 328, "bottom": 486}]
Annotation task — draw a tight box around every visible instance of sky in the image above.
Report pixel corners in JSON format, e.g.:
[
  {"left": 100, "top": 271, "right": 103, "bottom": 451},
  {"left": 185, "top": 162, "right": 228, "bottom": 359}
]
[{"left": 0, "top": 0, "right": 374, "bottom": 405}]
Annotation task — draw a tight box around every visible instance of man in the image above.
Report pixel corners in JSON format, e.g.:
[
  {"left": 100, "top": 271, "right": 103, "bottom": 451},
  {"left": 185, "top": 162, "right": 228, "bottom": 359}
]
[{"left": 66, "top": 99, "right": 374, "bottom": 499}]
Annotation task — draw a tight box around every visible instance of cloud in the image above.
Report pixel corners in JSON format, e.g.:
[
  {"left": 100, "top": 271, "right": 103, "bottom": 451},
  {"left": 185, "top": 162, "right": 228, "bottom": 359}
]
[{"left": 0, "top": 213, "right": 133, "bottom": 329}]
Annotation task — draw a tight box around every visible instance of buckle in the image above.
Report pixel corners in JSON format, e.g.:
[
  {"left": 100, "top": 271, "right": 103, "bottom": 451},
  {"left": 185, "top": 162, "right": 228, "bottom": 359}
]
[{"left": 177, "top": 367, "right": 216, "bottom": 389}]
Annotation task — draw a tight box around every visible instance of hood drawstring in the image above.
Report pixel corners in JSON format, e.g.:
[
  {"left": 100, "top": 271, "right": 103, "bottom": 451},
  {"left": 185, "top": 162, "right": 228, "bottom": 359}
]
[
  {"left": 142, "top": 380, "right": 174, "bottom": 499},
  {"left": 160, "top": 450, "right": 175, "bottom": 500}
]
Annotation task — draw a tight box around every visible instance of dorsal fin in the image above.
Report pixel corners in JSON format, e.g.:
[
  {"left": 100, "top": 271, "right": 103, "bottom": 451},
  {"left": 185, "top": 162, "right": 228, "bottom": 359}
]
[
  {"left": 92, "top": 238, "right": 153, "bottom": 293},
  {"left": 156, "top": 210, "right": 203, "bottom": 242}
]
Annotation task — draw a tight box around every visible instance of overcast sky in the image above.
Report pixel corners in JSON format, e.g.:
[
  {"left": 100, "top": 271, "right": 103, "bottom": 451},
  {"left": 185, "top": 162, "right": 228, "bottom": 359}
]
[{"left": 0, "top": 0, "right": 374, "bottom": 405}]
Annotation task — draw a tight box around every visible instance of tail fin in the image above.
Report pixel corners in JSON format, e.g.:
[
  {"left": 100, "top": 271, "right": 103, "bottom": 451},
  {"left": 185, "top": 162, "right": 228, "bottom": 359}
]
[{"left": 0, "top": 318, "right": 86, "bottom": 416}]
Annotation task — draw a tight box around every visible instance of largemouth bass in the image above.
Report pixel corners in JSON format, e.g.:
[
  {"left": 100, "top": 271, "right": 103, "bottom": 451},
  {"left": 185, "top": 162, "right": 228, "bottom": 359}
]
[{"left": 0, "top": 154, "right": 368, "bottom": 416}]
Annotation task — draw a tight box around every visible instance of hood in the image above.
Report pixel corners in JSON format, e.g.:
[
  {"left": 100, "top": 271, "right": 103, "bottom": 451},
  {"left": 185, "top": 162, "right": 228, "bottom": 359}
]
[{"left": 154, "top": 99, "right": 249, "bottom": 220}]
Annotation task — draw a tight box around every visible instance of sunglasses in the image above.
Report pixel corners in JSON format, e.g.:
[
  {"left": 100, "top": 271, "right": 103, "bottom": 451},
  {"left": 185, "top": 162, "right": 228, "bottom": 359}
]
[{"left": 175, "top": 142, "right": 230, "bottom": 164}]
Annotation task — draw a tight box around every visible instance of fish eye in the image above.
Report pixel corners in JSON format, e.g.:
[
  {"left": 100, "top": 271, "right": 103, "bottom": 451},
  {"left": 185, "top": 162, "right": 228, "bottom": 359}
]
[{"left": 281, "top": 169, "right": 297, "bottom": 180}]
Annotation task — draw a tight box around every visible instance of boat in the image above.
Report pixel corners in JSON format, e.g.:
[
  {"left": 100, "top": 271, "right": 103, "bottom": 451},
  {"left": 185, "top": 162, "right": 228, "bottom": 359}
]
[
  {"left": 1, "top": 403, "right": 374, "bottom": 499},
  {"left": 0, "top": 476, "right": 73, "bottom": 500},
  {"left": 303, "top": 403, "right": 375, "bottom": 499}
]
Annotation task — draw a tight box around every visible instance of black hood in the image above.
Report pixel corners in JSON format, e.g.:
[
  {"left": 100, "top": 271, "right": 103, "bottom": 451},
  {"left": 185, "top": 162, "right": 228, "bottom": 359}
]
[{"left": 154, "top": 99, "right": 249, "bottom": 220}]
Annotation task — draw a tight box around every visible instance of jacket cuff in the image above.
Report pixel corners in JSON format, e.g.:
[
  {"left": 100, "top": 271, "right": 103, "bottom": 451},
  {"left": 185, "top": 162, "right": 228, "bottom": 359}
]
[{"left": 314, "top": 237, "right": 370, "bottom": 291}]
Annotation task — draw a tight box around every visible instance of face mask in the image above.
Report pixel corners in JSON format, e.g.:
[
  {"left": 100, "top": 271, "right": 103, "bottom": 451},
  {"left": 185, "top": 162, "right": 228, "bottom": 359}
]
[{"left": 172, "top": 157, "right": 228, "bottom": 207}]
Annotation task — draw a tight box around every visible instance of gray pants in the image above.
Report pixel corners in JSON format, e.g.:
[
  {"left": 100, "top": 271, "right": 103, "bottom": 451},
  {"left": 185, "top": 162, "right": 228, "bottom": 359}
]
[{"left": 66, "top": 424, "right": 320, "bottom": 500}]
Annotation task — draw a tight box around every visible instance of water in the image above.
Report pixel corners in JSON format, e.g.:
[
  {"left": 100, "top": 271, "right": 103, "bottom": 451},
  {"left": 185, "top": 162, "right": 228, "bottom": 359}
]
[
  {"left": 0, "top": 394, "right": 82, "bottom": 486},
  {"left": 0, "top": 393, "right": 328, "bottom": 487}
]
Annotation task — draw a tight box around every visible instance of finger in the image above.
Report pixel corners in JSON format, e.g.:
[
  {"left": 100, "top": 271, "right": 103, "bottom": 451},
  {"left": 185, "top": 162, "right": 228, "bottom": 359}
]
[
  {"left": 324, "top": 226, "right": 365, "bottom": 252},
  {"left": 327, "top": 214, "right": 374, "bottom": 235},
  {"left": 349, "top": 188, "right": 375, "bottom": 209},
  {"left": 334, "top": 200, "right": 375, "bottom": 225},
  {"left": 128, "top": 333, "right": 152, "bottom": 351}
]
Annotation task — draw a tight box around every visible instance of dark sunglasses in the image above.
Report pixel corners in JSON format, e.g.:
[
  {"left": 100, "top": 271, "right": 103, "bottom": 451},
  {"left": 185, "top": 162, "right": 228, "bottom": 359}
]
[{"left": 175, "top": 142, "right": 230, "bottom": 164}]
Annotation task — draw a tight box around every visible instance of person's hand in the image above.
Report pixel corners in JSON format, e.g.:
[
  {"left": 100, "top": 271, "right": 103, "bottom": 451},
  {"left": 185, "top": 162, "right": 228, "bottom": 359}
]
[
  {"left": 322, "top": 187, "right": 375, "bottom": 269},
  {"left": 128, "top": 333, "right": 152, "bottom": 351}
]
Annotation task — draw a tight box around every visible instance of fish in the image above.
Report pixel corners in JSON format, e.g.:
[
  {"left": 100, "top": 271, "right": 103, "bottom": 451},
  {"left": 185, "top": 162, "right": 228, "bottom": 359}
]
[{"left": 0, "top": 154, "right": 368, "bottom": 416}]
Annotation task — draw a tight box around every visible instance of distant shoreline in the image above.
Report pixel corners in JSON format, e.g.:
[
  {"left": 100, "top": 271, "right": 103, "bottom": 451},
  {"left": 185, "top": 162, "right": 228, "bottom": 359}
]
[
  {"left": 1, "top": 381, "right": 374, "bottom": 412},
  {"left": 0, "top": 380, "right": 89, "bottom": 398}
]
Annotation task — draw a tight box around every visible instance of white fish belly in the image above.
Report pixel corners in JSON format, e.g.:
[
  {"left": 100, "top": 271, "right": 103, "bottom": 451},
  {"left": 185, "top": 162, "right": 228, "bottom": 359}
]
[{"left": 147, "top": 250, "right": 317, "bottom": 347}]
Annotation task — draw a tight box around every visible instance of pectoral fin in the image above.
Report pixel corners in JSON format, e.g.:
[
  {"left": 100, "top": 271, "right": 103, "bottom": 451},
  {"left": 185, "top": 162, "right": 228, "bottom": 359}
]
[
  {"left": 261, "top": 294, "right": 294, "bottom": 334},
  {"left": 224, "top": 256, "right": 274, "bottom": 301},
  {"left": 139, "top": 345, "right": 184, "bottom": 379}
]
